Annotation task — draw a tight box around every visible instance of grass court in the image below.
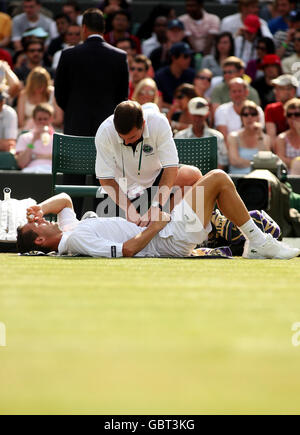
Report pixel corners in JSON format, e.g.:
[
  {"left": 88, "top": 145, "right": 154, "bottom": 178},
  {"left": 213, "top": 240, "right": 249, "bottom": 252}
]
[{"left": 1, "top": 254, "right": 300, "bottom": 414}]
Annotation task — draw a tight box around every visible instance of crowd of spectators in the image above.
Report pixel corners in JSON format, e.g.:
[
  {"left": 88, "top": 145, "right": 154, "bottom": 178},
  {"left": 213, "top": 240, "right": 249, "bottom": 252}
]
[{"left": 1, "top": 0, "right": 300, "bottom": 176}]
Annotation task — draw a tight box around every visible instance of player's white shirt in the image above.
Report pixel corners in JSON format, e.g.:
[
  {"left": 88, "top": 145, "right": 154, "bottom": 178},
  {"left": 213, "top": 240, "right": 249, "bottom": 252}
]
[
  {"left": 57, "top": 205, "right": 211, "bottom": 258},
  {"left": 95, "top": 110, "right": 179, "bottom": 193}
]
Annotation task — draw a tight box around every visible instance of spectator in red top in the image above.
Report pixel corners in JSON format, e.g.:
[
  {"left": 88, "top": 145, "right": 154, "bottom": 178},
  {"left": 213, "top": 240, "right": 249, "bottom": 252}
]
[
  {"left": 104, "top": 10, "right": 141, "bottom": 53},
  {"left": 0, "top": 48, "right": 13, "bottom": 69},
  {"left": 265, "top": 74, "right": 298, "bottom": 148}
]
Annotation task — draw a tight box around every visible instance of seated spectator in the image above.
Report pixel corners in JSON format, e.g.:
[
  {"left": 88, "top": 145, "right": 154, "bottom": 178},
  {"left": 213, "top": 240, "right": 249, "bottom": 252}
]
[
  {"left": 220, "top": 0, "right": 273, "bottom": 38},
  {"left": 167, "top": 83, "right": 198, "bottom": 132},
  {"left": 227, "top": 100, "right": 271, "bottom": 174},
  {"left": 0, "top": 11, "right": 12, "bottom": 48},
  {"left": 201, "top": 32, "right": 235, "bottom": 77},
  {"left": 142, "top": 16, "right": 168, "bottom": 58},
  {"left": 17, "top": 66, "right": 63, "bottom": 129},
  {"left": 15, "top": 103, "right": 54, "bottom": 173},
  {"left": 46, "top": 13, "right": 71, "bottom": 65},
  {"left": 252, "top": 54, "right": 282, "bottom": 109},
  {"left": 281, "top": 27, "right": 300, "bottom": 73},
  {"left": 98, "top": 0, "right": 131, "bottom": 33},
  {"left": 62, "top": 1, "right": 83, "bottom": 25},
  {"left": 14, "top": 38, "right": 55, "bottom": 84},
  {"left": 174, "top": 96, "right": 229, "bottom": 169},
  {"left": 131, "top": 77, "right": 162, "bottom": 111},
  {"left": 268, "top": 0, "right": 296, "bottom": 34},
  {"left": 136, "top": 4, "right": 176, "bottom": 41},
  {"left": 274, "top": 10, "right": 300, "bottom": 58},
  {"left": 129, "top": 54, "right": 152, "bottom": 99},
  {"left": 52, "top": 23, "right": 81, "bottom": 70},
  {"left": 245, "top": 36, "right": 275, "bottom": 80},
  {"left": 115, "top": 37, "right": 137, "bottom": 69},
  {"left": 265, "top": 73, "right": 298, "bottom": 146},
  {"left": 214, "top": 77, "right": 264, "bottom": 146},
  {"left": 0, "top": 90, "right": 18, "bottom": 152},
  {"left": 150, "top": 19, "right": 187, "bottom": 72},
  {"left": 0, "top": 60, "right": 22, "bottom": 98},
  {"left": 104, "top": 10, "right": 141, "bottom": 53},
  {"left": 193, "top": 68, "right": 213, "bottom": 99},
  {"left": 178, "top": 0, "right": 220, "bottom": 55},
  {"left": 234, "top": 15, "right": 264, "bottom": 65},
  {"left": 12, "top": 0, "right": 58, "bottom": 52},
  {"left": 155, "top": 42, "right": 195, "bottom": 108},
  {"left": 211, "top": 56, "right": 261, "bottom": 115},
  {"left": 275, "top": 97, "right": 300, "bottom": 171}
]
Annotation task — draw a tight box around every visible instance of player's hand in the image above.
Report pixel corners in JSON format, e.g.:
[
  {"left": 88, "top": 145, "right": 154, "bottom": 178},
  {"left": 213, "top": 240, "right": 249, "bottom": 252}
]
[
  {"left": 138, "top": 206, "right": 160, "bottom": 227},
  {"left": 26, "top": 205, "right": 43, "bottom": 223},
  {"left": 150, "top": 210, "right": 171, "bottom": 230}
]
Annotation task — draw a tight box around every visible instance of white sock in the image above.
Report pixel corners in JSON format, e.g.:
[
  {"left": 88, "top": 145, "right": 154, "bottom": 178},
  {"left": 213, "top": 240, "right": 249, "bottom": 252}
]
[{"left": 239, "top": 218, "right": 267, "bottom": 246}]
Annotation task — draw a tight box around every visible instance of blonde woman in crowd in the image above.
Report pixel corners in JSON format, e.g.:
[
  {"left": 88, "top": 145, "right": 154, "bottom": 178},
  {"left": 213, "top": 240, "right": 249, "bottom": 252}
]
[
  {"left": 17, "top": 66, "right": 63, "bottom": 130},
  {"left": 276, "top": 98, "right": 300, "bottom": 172},
  {"left": 131, "top": 77, "right": 162, "bottom": 110},
  {"left": 227, "top": 100, "right": 271, "bottom": 174}
]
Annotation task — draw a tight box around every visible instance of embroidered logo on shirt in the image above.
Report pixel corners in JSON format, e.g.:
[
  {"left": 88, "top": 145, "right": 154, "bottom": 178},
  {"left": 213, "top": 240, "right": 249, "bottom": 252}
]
[
  {"left": 111, "top": 246, "right": 117, "bottom": 257},
  {"left": 143, "top": 144, "right": 154, "bottom": 154}
]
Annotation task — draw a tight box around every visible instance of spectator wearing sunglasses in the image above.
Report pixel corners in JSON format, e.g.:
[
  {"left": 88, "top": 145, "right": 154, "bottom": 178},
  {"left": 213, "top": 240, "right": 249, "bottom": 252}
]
[
  {"left": 194, "top": 68, "right": 212, "bottom": 99},
  {"left": 281, "top": 28, "right": 300, "bottom": 73},
  {"left": 14, "top": 38, "right": 54, "bottom": 84},
  {"left": 155, "top": 42, "right": 195, "bottom": 108},
  {"left": 265, "top": 74, "right": 298, "bottom": 147},
  {"left": 129, "top": 54, "right": 152, "bottom": 100},
  {"left": 166, "top": 83, "right": 198, "bottom": 132},
  {"left": 131, "top": 77, "right": 162, "bottom": 111},
  {"left": 214, "top": 77, "right": 264, "bottom": 147},
  {"left": 275, "top": 97, "right": 300, "bottom": 171},
  {"left": 245, "top": 36, "right": 275, "bottom": 81},
  {"left": 201, "top": 32, "right": 235, "bottom": 77},
  {"left": 227, "top": 100, "right": 271, "bottom": 174}
]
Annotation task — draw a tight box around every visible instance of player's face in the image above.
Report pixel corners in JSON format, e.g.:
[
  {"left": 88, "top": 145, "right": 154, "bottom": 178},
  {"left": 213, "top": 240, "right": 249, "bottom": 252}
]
[
  {"left": 118, "top": 122, "right": 145, "bottom": 146},
  {"left": 23, "top": 219, "right": 59, "bottom": 239}
]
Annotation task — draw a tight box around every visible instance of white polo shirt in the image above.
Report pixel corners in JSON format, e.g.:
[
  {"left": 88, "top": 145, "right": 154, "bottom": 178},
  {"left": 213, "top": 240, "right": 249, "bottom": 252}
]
[
  {"left": 95, "top": 110, "right": 179, "bottom": 192},
  {"left": 0, "top": 104, "right": 18, "bottom": 139}
]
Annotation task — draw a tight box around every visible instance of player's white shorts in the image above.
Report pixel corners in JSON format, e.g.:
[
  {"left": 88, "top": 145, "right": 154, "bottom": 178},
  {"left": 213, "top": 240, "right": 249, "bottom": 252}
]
[{"left": 154, "top": 200, "right": 212, "bottom": 257}]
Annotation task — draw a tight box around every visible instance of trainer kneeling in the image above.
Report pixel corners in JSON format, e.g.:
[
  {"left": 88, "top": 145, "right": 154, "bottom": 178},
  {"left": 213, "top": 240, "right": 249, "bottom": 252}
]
[{"left": 95, "top": 101, "right": 201, "bottom": 227}]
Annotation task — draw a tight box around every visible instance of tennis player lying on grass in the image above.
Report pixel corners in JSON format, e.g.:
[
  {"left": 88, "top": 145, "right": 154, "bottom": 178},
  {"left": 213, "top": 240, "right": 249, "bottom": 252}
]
[{"left": 17, "top": 170, "right": 300, "bottom": 259}]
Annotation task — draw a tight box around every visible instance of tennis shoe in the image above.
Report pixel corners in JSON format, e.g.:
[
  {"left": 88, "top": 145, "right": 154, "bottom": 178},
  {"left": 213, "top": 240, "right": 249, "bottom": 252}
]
[{"left": 243, "top": 233, "right": 300, "bottom": 259}]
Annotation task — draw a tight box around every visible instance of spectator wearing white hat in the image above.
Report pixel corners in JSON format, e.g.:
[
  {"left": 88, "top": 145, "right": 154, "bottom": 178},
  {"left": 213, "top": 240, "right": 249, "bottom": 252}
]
[
  {"left": 174, "top": 97, "right": 228, "bottom": 169},
  {"left": 265, "top": 73, "right": 299, "bottom": 147}
]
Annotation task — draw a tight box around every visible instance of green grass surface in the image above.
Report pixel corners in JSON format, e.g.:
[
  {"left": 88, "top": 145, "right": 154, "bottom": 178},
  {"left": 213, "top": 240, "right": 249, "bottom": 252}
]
[{"left": 1, "top": 254, "right": 300, "bottom": 415}]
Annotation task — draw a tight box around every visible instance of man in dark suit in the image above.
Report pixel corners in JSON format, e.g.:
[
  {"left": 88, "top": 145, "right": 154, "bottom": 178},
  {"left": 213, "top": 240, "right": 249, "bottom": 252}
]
[{"left": 55, "top": 8, "right": 129, "bottom": 136}]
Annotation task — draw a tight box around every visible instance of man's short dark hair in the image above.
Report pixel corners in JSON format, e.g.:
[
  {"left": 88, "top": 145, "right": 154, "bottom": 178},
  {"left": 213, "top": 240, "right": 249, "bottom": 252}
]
[
  {"left": 17, "top": 226, "right": 52, "bottom": 254},
  {"left": 114, "top": 101, "right": 144, "bottom": 134},
  {"left": 24, "top": 37, "right": 44, "bottom": 51},
  {"left": 82, "top": 8, "right": 105, "bottom": 34},
  {"left": 115, "top": 37, "right": 137, "bottom": 50},
  {"left": 24, "top": 0, "right": 41, "bottom": 4},
  {"left": 17, "top": 227, "right": 38, "bottom": 254},
  {"left": 63, "top": 1, "right": 81, "bottom": 12},
  {"left": 133, "top": 54, "right": 152, "bottom": 71},
  {"left": 112, "top": 9, "right": 131, "bottom": 22},
  {"left": 54, "top": 13, "right": 71, "bottom": 23}
]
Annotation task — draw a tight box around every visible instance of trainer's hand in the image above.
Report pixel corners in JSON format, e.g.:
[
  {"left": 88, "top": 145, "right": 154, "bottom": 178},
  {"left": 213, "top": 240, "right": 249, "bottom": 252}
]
[
  {"left": 150, "top": 210, "right": 171, "bottom": 231},
  {"left": 126, "top": 205, "right": 142, "bottom": 226},
  {"left": 139, "top": 206, "right": 161, "bottom": 227},
  {"left": 26, "top": 205, "right": 43, "bottom": 223}
]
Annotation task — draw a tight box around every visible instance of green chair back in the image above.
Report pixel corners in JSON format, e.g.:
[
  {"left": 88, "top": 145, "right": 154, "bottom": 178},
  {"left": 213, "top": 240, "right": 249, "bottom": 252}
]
[
  {"left": 52, "top": 134, "right": 218, "bottom": 198},
  {"left": 175, "top": 137, "right": 218, "bottom": 174},
  {"left": 0, "top": 152, "right": 18, "bottom": 170}
]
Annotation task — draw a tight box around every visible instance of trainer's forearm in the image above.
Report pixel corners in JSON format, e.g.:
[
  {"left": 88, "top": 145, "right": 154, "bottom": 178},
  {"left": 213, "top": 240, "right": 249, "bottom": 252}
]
[
  {"left": 39, "top": 193, "right": 73, "bottom": 215},
  {"left": 100, "top": 178, "right": 131, "bottom": 212},
  {"left": 154, "top": 166, "right": 178, "bottom": 207}
]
